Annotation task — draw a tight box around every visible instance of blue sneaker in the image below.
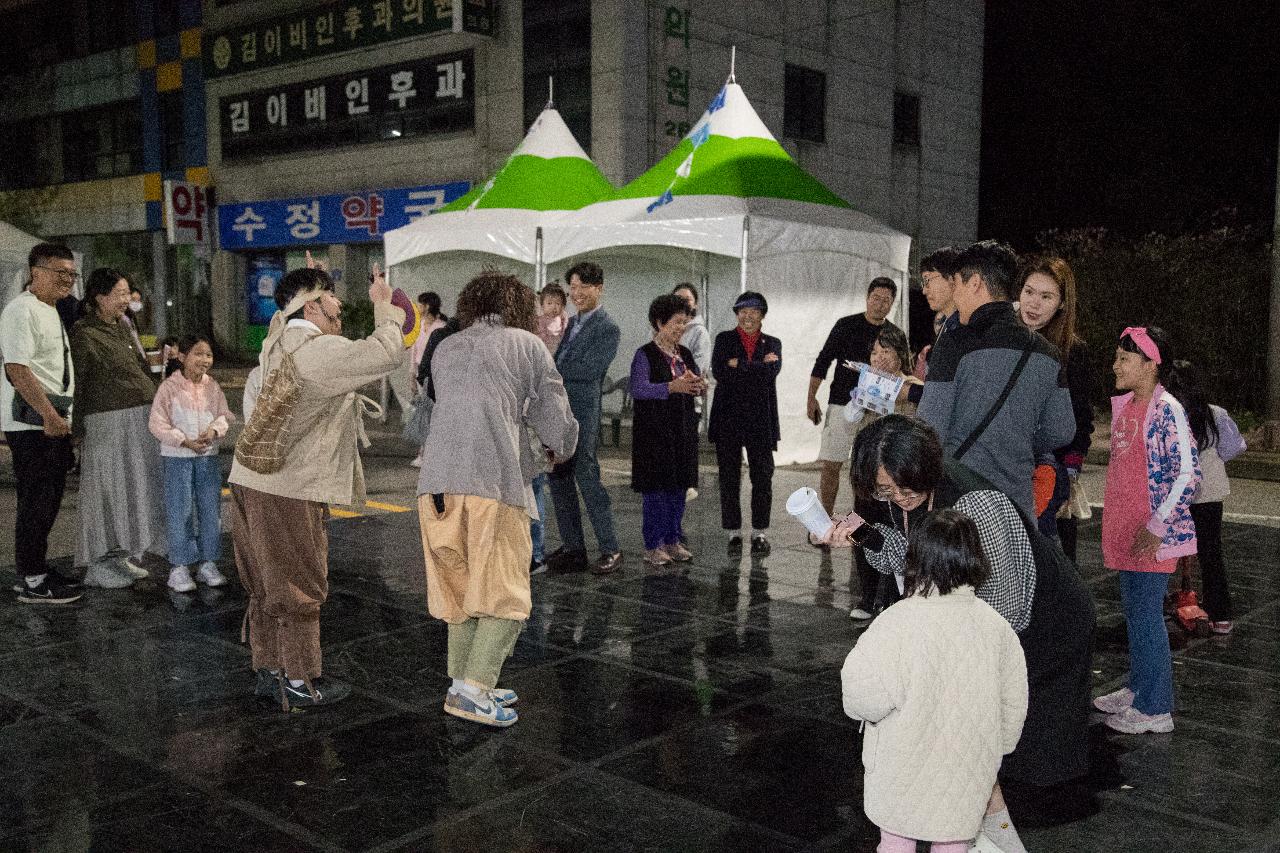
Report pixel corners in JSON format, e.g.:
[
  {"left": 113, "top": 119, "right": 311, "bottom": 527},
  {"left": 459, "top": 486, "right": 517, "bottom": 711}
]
[
  {"left": 444, "top": 690, "right": 518, "bottom": 727},
  {"left": 489, "top": 687, "right": 518, "bottom": 707}
]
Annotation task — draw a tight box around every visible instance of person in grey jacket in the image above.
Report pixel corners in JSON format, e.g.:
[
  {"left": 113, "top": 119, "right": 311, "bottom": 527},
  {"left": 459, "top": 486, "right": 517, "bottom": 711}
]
[
  {"left": 917, "top": 240, "right": 1075, "bottom": 517},
  {"left": 418, "top": 271, "right": 578, "bottom": 728},
  {"left": 547, "top": 261, "right": 623, "bottom": 575}
]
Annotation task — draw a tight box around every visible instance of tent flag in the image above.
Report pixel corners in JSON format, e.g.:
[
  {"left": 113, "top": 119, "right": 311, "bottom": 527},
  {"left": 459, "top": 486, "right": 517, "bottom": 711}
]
[
  {"left": 435, "top": 107, "right": 613, "bottom": 214},
  {"left": 619, "top": 81, "right": 850, "bottom": 213}
]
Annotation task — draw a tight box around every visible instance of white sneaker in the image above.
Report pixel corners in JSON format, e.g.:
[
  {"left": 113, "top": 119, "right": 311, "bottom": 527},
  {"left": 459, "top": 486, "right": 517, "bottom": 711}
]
[
  {"left": 686, "top": 487, "right": 698, "bottom": 501},
  {"left": 167, "top": 565, "right": 196, "bottom": 593},
  {"left": 410, "top": 455, "right": 423, "bottom": 468},
  {"left": 1092, "top": 687, "right": 1135, "bottom": 714},
  {"left": 1103, "top": 705, "right": 1174, "bottom": 734},
  {"left": 849, "top": 607, "right": 874, "bottom": 620},
  {"left": 120, "top": 555, "right": 149, "bottom": 579},
  {"left": 969, "top": 832, "right": 1004, "bottom": 853},
  {"left": 83, "top": 561, "right": 134, "bottom": 589},
  {"left": 196, "top": 561, "right": 227, "bottom": 587}
]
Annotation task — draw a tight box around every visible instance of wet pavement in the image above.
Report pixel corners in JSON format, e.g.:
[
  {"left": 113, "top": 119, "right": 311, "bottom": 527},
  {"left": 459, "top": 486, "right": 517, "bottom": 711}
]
[{"left": 1, "top": 463, "right": 1279, "bottom": 852}]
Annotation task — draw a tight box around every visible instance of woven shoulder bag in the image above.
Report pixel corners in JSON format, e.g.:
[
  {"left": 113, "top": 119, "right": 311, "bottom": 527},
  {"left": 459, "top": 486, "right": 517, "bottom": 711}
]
[{"left": 234, "top": 341, "right": 308, "bottom": 474}]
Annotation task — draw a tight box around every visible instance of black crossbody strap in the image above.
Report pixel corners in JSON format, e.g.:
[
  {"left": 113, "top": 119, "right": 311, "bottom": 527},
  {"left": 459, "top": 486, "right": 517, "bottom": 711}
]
[
  {"left": 954, "top": 341, "right": 1034, "bottom": 460},
  {"left": 59, "top": 320, "right": 70, "bottom": 392}
]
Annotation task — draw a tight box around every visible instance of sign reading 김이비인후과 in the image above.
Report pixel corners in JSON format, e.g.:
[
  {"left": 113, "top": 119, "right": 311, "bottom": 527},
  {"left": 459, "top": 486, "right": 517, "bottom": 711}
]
[{"left": 218, "top": 50, "right": 474, "bottom": 160}]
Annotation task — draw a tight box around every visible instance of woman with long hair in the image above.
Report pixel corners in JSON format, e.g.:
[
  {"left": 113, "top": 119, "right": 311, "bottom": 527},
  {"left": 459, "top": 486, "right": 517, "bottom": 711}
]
[
  {"left": 1016, "top": 256, "right": 1095, "bottom": 560},
  {"left": 70, "top": 267, "right": 166, "bottom": 588}
]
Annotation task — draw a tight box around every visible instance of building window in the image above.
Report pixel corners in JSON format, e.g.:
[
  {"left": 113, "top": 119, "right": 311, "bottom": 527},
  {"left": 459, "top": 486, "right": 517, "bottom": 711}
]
[
  {"left": 160, "top": 91, "right": 185, "bottom": 172},
  {"left": 522, "top": 0, "right": 591, "bottom": 151},
  {"left": 893, "top": 91, "right": 921, "bottom": 148},
  {"left": 783, "top": 63, "right": 826, "bottom": 143},
  {"left": 62, "top": 102, "right": 143, "bottom": 182},
  {"left": 87, "top": 0, "right": 138, "bottom": 55}
]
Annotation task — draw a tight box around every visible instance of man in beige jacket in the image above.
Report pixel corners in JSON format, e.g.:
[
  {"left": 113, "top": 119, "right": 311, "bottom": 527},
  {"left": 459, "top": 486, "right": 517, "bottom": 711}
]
[{"left": 228, "top": 266, "right": 405, "bottom": 709}]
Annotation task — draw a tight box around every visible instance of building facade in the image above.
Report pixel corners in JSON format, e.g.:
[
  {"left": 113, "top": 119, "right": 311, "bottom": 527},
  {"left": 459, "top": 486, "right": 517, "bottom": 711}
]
[
  {"left": 2, "top": 0, "right": 982, "bottom": 356},
  {"left": 0, "top": 0, "right": 209, "bottom": 340}
]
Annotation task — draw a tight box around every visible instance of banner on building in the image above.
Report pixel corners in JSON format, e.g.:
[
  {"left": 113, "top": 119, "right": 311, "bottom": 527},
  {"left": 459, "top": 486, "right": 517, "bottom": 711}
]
[
  {"left": 218, "top": 180, "right": 470, "bottom": 250},
  {"left": 219, "top": 49, "right": 474, "bottom": 160},
  {"left": 163, "top": 181, "right": 211, "bottom": 253},
  {"left": 205, "top": 0, "right": 496, "bottom": 79}
]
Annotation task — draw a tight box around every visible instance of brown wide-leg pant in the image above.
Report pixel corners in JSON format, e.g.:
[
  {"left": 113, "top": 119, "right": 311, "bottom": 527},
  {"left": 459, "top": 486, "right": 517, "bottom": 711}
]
[{"left": 229, "top": 484, "right": 329, "bottom": 680}]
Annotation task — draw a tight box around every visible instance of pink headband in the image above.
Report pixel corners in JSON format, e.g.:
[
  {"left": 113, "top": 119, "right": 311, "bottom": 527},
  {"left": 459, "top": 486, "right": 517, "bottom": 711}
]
[{"left": 1121, "top": 327, "right": 1161, "bottom": 364}]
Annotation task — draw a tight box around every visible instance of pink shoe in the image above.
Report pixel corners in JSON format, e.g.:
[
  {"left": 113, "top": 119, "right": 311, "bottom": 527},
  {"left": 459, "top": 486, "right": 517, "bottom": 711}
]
[
  {"left": 1092, "top": 687, "right": 1134, "bottom": 714},
  {"left": 1210, "top": 621, "right": 1233, "bottom": 635},
  {"left": 1103, "top": 705, "right": 1173, "bottom": 734}
]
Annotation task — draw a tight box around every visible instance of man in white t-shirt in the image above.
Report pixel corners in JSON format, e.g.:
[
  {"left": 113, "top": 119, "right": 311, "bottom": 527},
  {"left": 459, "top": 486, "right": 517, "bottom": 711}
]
[{"left": 1, "top": 244, "right": 81, "bottom": 604}]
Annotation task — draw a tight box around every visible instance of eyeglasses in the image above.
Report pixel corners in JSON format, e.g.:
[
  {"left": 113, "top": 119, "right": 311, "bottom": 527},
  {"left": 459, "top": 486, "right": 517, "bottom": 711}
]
[
  {"left": 872, "top": 483, "right": 923, "bottom": 503},
  {"left": 33, "top": 266, "right": 80, "bottom": 283}
]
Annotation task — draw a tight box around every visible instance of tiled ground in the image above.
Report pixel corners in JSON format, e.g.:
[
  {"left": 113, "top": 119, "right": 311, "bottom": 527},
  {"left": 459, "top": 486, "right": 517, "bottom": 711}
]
[{"left": 1, "top": 466, "right": 1278, "bottom": 852}]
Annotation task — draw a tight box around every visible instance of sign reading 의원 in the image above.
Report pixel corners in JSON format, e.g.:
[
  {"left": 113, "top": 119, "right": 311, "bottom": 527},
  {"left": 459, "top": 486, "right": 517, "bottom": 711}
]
[
  {"left": 217, "top": 181, "right": 470, "bottom": 250},
  {"left": 219, "top": 49, "right": 474, "bottom": 160},
  {"left": 205, "top": 0, "right": 496, "bottom": 79}
]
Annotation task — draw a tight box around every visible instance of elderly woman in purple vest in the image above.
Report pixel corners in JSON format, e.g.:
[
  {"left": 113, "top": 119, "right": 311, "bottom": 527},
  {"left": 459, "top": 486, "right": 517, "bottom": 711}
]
[{"left": 629, "top": 294, "right": 706, "bottom": 567}]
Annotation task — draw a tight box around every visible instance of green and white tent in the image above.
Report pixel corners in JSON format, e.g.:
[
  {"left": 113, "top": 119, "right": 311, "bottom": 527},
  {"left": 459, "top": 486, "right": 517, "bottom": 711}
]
[
  {"left": 383, "top": 103, "right": 612, "bottom": 277},
  {"left": 542, "top": 81, "right": 911, "bottom": 463}
]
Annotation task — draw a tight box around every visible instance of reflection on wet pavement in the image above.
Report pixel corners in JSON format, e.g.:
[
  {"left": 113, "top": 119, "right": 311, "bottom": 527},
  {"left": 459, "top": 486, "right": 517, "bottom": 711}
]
[{"left": 1, "top": 467, "right": 1278, "bottom": 851}]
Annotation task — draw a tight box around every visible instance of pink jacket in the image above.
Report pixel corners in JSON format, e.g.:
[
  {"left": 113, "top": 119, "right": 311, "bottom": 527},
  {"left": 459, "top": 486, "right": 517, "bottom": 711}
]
[
  {"left": 1110, "top": 386, "right": 1201, "bottom": 560},
  {"left": 148, "top": 371, "right": 235, "bottom": 458}
]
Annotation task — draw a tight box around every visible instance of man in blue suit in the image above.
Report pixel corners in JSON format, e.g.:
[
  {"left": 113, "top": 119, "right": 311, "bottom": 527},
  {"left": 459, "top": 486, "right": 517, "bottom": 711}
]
[{"left": 548, "top": 261, "right": 624, "bottom": 574}]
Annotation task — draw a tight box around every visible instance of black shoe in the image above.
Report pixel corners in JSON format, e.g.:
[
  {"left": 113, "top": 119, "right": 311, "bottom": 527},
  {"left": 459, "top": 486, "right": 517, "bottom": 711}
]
[
  {"left": 750, "top": 534, "right": 771, "bottom": 556},
  {"left": 592, "top": 551, "right": 623, "bottom": 575},
  {"left": 275, "top": 677, "right": 352, "bottom": 710},
  {"left": 547, "top": 548, "right": 588, "bottom": 573},
  {"left": 727, "top": 534, "right": 743, "bottom": 556},
  {"left": 254, "top": 669, "right": 278, "bottom": 700},
  {"left": 16, "top": 577, "right": 82, "bottom": 606},
  {"left": 530, "top": 558, "right": 548, "bottom": 576}
]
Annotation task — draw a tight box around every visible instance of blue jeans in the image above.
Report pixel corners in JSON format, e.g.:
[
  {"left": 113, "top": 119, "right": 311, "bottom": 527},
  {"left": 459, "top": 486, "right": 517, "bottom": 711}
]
[
  {"left": 529, "top": 473, "right": 548, "bottom": 563},
  {"left": 641, "top": 490, "right": 687, "bottom": 550},
  {"left": 548, "top": 428, "right": 619, "bottom": 554},
  {"left": 163, "top": 455, "right": 224, "bottom": 568},
  {"left": 1119, "top": 570, "right": 1174, "bottom": 715}
]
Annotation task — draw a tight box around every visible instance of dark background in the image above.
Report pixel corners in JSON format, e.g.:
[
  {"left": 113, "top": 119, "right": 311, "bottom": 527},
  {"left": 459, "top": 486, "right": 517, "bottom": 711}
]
[{"left": 979, "top": 0, "right": 1280, "bottom": 249}]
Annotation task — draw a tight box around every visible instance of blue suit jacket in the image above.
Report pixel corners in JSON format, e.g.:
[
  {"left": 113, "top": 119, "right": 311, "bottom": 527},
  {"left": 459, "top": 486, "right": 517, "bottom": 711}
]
[{"left": 554, "top": 308, "right": 621, "bottom": 441}]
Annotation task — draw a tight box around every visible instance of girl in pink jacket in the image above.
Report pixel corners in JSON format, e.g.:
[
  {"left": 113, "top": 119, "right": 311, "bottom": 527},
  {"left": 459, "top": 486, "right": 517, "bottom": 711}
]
[
  {"left": 148, "top": 335, "right": 235, "bottom": 594},
  {"left": 1096, "top": 326, "right": 1200, "bottom": 735}
]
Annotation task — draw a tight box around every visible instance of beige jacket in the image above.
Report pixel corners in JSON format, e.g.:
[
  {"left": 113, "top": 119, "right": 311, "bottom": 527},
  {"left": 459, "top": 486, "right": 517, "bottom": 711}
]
[
  {"left": 841, "top": 586, "right": 1027, "bottom": 842},
  {"left": 229, "top": 303, "right": 405, "bottom": 505}
]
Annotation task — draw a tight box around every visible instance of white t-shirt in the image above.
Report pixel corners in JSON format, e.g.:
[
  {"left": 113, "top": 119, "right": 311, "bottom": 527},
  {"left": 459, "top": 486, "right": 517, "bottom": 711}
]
[{"left": 0, "top": 290, "right": 74, "bottom": 432}]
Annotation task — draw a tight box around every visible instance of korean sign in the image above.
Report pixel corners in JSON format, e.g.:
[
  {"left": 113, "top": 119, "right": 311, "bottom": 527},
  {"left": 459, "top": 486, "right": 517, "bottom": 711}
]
[
  {"left": 219, "top": 50, "right": 473, "bottom": 160},
  {"left": 163, "top": 180, "right": 211, "bottom": 252},
  {"left": 217, "top": 181, "right": 470, "bottom": 250},
  {"left": 205, "top": 0, "right": 495, "bottom": 79},
  {"left": 654, "top": 4, "right": 693, "bottom": 149}
]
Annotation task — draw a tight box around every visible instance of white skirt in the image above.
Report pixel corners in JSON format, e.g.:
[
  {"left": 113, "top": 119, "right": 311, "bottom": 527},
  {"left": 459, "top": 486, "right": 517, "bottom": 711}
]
[{"left": 76, "top": 405, "right": 168, "bottom": 565}]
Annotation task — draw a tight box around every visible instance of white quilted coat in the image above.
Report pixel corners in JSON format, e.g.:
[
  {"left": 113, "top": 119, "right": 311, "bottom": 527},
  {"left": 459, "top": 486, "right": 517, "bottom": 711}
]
[{"left": 841, "top": 586, "right": 1028, "bottom": 841}]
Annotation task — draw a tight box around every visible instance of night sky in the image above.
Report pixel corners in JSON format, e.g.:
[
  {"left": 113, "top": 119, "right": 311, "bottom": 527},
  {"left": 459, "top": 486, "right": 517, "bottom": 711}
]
[{"left": 979, "top": 0, "right": 1280, "bottom": 249}]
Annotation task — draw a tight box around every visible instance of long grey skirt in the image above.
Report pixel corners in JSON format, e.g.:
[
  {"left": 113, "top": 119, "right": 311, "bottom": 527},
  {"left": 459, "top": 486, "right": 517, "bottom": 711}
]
[{"left": 76, "top": 405, "right": 167, "bottom": 566}]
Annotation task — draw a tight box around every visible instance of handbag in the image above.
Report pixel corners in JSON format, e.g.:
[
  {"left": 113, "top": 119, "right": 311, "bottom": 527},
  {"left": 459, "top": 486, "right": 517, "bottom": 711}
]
[
  {"left": 11, "top": 320, "right": 72, "bottom": 427},
  {"left": 401, "top": 392, "right": 432, "bottom": 446},
  {"left": 234, "top": 340, "right": 308, "bottom": 474}
]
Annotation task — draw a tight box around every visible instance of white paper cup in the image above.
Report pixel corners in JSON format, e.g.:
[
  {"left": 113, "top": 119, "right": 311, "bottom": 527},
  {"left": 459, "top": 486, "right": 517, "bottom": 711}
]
[{"left": 786, "top": 487, "right": 833, "bottom": 538}]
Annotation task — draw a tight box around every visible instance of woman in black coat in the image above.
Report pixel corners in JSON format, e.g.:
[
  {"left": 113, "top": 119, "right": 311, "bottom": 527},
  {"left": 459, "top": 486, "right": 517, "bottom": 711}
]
[
  {"left": 630, "top": 294, "right": 706, "bottom": 567},
  {"left": 708, "top": 291, "right": 781, "bottom": 555}
]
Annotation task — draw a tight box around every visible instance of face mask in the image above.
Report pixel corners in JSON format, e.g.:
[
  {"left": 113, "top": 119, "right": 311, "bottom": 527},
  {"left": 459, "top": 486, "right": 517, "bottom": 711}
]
[{"left": 129, "top": 300, "right": 143, "bottom": 313}]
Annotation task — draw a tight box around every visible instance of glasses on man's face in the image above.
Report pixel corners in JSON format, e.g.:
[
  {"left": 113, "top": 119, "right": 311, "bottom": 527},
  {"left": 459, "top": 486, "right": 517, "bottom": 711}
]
[
  {"left": 34, "top": 266, "right": 80, "bottom": 283},
  {"left": 872, "top": 483, "right": 922, "bottom": 503}
]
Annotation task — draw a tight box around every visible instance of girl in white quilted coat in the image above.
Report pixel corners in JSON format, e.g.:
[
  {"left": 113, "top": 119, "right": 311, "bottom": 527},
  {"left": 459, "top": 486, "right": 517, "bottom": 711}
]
[{"left": 841, "top": 509, "right": 1028, "bottom": 852}]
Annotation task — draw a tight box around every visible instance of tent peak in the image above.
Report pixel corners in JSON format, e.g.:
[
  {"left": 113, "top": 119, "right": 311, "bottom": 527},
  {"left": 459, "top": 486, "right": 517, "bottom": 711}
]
[
  {"left": 727, "top": 45, "right": 736, "bottom": 84},
  {"left": 513, "top": 106, "right": 591, "bottom": 161}
]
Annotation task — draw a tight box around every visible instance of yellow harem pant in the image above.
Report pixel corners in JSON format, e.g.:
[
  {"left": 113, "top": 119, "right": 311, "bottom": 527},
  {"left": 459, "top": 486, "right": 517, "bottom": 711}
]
[{"left": 418, "top": 493, "right": 532, "bottom": 689}]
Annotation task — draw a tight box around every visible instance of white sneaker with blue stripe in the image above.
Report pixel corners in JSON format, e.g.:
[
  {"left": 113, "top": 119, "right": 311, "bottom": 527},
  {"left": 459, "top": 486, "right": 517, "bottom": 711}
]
[{"left": 444, "top": 689, "right": 518, "bottom": 727}]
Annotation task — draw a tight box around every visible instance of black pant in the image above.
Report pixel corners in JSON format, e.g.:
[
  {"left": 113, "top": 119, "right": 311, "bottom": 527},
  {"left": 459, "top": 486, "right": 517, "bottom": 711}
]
[
  {"left": 6, "top": 430, "right": 75, "bottom": 579},
  {"left": 1058, "top": 517, "right": 1079, "bottom": 563},
  {"left": 1191, "top": 502, "right": 1232, "bottom": 621},
  {"left": 714, "top": 438, "right": 774, "bottom": 531}
]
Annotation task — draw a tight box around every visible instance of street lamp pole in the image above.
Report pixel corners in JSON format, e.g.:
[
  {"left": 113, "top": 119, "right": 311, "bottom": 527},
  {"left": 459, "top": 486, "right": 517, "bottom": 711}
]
[{"left": 1268, "top": 123, "right": 1280, "bottom": 449}]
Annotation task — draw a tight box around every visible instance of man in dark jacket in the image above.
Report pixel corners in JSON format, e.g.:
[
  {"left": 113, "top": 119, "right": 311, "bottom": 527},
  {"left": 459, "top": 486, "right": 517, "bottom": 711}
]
[
  {"left": 709, "top": 291, "right": 781, "bottom": 555},
  {"left": 917, "top": 240, "right": 1075, "bottom": 517}
]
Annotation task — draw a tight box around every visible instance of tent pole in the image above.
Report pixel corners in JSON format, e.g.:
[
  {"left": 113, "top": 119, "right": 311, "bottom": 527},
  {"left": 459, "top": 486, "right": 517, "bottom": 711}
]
[
  {"left": 739, "top": 216, "right": 750, "bottom": 293},
  {"left": 728, "top": 45, "right": 736, "bottom": 83},
  {"left": 535, "top": 227, "right": 544, "bottom": 290},
  {"left": 547, "top": 76, "right": 555, "bottom": 109}
]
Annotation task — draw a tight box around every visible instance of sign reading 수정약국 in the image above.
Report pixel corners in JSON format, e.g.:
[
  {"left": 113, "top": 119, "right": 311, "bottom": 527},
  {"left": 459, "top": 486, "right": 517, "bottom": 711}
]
[
  {"left": 205, "top": 0, "right": 496, "bottom": 79},
  {"left": 218, "top": 181, "right": 471, "bottom": 250},
  {"left": 219, "top": 50, "right": 474, "bottom": 160}
]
